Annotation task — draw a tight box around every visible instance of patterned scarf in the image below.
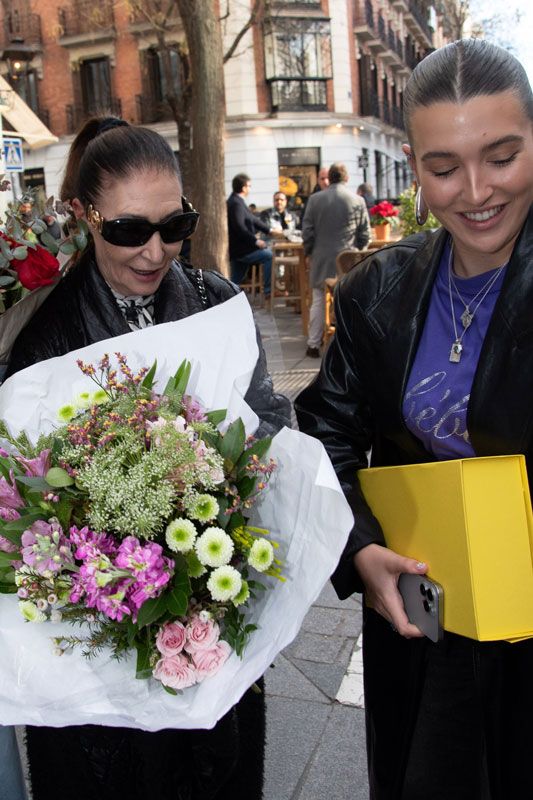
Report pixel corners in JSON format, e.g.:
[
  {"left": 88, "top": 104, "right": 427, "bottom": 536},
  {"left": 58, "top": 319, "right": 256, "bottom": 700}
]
[{"left": 111, "top": 290, "right": 156, "bottom": 332}]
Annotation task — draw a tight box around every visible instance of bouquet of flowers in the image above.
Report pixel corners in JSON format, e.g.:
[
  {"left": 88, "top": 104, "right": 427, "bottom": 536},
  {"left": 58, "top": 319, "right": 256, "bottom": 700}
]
[
  {"left": 0, "top": 353, "right": 281, "bottom": 694},
  {"left": 369, "top": 200, "right": 400, "bottom": 228}
]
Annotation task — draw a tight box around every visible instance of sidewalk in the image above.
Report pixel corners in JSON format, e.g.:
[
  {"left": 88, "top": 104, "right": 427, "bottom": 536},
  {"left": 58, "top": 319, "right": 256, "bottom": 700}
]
[{"left": 255, "top": 304, "right": 369, "bottom": 800}]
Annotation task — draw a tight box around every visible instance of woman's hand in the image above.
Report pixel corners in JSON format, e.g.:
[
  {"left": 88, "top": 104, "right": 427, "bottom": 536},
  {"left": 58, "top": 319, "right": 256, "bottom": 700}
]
[{"left": 354, "top": 543, "right": 427, "bottom": 638}]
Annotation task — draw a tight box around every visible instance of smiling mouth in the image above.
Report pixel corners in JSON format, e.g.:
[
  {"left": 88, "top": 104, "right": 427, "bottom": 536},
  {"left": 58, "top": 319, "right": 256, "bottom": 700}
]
[
  {"left": 460, "top": 205, "right": 504, "bottom": 222},
  {"left": 130, "top": 267, "right": 163, "bottom": 276}
]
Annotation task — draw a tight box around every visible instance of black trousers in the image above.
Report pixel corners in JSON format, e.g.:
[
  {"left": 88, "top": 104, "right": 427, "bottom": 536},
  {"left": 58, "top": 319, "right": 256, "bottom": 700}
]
[{"left": 401, "top": 635, "right": 533, "bottom": 800}]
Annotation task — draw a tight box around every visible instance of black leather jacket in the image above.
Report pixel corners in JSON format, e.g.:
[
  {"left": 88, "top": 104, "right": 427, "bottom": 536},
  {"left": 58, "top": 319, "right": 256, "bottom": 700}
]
[
  {"left": 295, "top": 207, "right": 533, "bottom": 799},
  {"left": 7, "top": 250, "right": 290, "bottom": 439}
]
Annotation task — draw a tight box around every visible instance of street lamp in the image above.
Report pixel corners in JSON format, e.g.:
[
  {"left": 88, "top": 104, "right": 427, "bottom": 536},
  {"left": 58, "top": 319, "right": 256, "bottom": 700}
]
[{"left": 1, "top": 37, "right": 37, "bottom": 83}]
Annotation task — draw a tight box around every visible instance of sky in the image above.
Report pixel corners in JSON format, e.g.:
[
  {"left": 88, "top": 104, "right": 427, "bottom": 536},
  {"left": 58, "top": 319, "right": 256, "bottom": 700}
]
[{"left": 469, "top": 0, "right": 533, "bottom": 84}]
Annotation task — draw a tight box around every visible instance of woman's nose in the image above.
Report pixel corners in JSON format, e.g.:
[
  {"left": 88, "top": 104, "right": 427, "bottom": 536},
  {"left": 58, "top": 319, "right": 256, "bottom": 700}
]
[
  {"left": 141, "top": 231, "right": 165, "bottom": 261},
  {"left": 463, "top": 167, "right": 493, "bottom": 208}
]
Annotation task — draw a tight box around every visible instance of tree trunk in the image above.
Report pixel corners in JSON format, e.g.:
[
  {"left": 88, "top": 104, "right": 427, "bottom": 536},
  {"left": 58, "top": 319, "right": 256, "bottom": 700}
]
[{"left": 176, "top": 0, "right": 227, "bottom": 273}]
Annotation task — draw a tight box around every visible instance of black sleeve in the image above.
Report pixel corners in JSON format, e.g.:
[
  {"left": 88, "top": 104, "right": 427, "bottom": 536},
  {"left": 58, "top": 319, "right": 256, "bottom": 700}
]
[
  {"left": 228, "top": 200, "right": 260, "bottom": 252},
  {"left": 295, "top": 277, "right": 385, "bottom": 598}
]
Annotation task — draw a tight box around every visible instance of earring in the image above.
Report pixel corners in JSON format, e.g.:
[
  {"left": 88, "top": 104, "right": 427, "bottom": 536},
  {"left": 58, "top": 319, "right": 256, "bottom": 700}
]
[
  {"left": 86, "top": 204, "right": 103, "bottom": 233},
  {"left": 415, "top": 186, "right": 428, "bottom": 226}
]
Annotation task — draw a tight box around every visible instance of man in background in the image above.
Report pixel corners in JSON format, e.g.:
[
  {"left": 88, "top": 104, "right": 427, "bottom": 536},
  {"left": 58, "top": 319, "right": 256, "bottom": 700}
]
[
  {"left": 227, "top": 173, "right": 276, "bottom": 298},
  {"left": 357, "top": 182, "right": 376, "bottom": 212},
  {"left": 260, "top": 191, "right": 299, "bottom": 235},
  {"left": 312, "top": 167, "right": 330, "bottom": 194},
  {"left": 302, "top": 163, "right": 370, "bottom": 358}
]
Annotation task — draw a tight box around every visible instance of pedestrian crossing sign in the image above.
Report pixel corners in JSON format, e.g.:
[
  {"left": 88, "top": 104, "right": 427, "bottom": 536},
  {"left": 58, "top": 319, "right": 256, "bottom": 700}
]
[{"left": 3, "top": 136, "right": 24, "bottom": 173}]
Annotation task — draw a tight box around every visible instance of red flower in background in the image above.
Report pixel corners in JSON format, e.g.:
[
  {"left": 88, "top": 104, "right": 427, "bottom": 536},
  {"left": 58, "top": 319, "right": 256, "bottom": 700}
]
[
  {"left": 369, "top": 201, "right": 399, "bottom": 223},
  {"left": 0, "top": 232, "right": 60, "bottom": 291}
]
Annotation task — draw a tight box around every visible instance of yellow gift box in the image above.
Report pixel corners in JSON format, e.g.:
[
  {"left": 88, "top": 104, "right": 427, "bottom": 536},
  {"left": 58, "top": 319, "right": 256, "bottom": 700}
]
[{"left": 358, "top": 455, "right": 533, "bottom": 642}]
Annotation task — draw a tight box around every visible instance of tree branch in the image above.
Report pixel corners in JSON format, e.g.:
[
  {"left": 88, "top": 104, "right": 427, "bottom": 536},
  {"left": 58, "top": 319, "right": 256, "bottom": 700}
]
[{"left": 222, "top": 0, "right": 265, "bottom": 64}]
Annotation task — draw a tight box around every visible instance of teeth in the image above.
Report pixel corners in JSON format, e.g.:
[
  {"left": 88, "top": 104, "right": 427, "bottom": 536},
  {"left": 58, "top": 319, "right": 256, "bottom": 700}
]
[{"left": 463, "top": 206, "right": 502, "bottom": 222}]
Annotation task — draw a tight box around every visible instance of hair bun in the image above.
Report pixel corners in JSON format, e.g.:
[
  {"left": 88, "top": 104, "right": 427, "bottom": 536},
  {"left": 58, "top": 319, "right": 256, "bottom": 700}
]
[{"left": 96, "top": 117, "right": 129, "bottom": 136}]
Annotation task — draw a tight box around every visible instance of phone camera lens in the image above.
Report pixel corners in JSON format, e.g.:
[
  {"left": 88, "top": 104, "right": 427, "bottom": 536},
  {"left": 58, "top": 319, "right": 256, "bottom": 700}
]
[
  {"left": 419, "top": 584, "right": 426, "bottom": 595},
  {"left": 423, "top": 599, "right": 430, "bottom": 613},
  {"left": 426, "top": 589, "right": 434, "bottom": 602}
]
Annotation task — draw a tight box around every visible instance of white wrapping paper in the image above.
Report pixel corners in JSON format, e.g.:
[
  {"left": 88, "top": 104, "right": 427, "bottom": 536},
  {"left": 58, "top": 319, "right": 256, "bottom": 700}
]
[{"left": 0, "top": 293, "right": 353, "bottom": 731}]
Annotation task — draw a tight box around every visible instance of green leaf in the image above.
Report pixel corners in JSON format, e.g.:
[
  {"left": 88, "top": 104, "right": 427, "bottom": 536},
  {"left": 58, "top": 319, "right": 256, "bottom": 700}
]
[
  {"left": 0, "top": 551, "right": 19, "bottom": 566},
  {"left": 0, "top": 237, "right": 12, "bottom": 259},
  {"left": 206, "top": 409, "right": 227, "bottom": 427},
  {"left": 135, "top": 640, "right": 152, "bottom": 680},
  {"left": 15, "top": 475, "right": 51, "bottom": 492},
  {"left": 166, "top": 569, "right": 191, "bottom": 616},
  {"left": 0, "top": 582, "right": 17, "bottom": 594},
  {"left": 163, "top": 685, "right": 177, "bottom": 696},
  {"left": 2, "top": 512, "right": 42, "bottom": 533},
  {"left": 39, "top": 231, "right": 59, "bottom": 253},
  {"left": 219, "top": 418, "right": 246, "bottom": 467},
  {"left": 73, "top": 232, "right": 88, "bottom": 252},
  {"left": 0, "top": 274, "right": 15, "bottom": 287},
  {"left": 235, "top": 437, "right": 272, "bottom": 472},
  {"left": 136, "top": 593, "right": 168, "bottom": 629},
  {"left": 59, "top": 241, "right": 76, "bottom": 255},
  {"left": 173, "top": 360, "right": 191, "bottom": 397},
  {"left": 237, "top": 475, "right": 256, "bottom": 500},
  {"left": 45, "top": 467, "right": 74, "bottom": 488},
  {"left": 12, "top": 246, "right": 28, "bottom": 260},
  {"left": 141, "top": 360, "right": 158, "bottom": 390},
  {"left": 30, "top": 219, "right": 47, "bottom": 235},
  {"left": 216, "top": 496, "right": 230, "bottom": 529}
]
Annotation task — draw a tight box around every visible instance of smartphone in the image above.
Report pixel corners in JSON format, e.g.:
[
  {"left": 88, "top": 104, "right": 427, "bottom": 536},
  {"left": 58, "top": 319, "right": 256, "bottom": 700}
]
[{"left": 398, "top": 573, "right": 444, "bottom": 643}]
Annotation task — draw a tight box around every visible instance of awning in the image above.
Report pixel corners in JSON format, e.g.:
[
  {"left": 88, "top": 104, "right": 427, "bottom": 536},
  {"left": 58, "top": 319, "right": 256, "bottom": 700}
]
[{"left": 0, "top": 75, "right": 58, "bottom": 150}]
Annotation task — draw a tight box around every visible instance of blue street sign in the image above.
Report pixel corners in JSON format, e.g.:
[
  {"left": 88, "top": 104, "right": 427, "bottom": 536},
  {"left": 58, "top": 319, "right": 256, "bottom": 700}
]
[{"left": 3, "top": 136, "right": 24, "bottom": 173}]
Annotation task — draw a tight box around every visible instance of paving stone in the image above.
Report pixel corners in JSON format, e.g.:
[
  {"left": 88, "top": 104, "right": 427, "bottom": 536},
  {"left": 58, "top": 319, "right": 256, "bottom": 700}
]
[
  {"left": 283, "top": 631, "right": 347, "bottom": 665},
  {"left": 294, "top": 705, "right": 369, "bottom": 800},
  {"left": 265, "top": 654, "right": 330, "bottom": 704},
  {"left": 264, "top": 698, "right": 331, "bottom": 800},
  {"left": 302, "top": 605, "right": 362, "bottom": 638},
  {"left": 291, "top": 658, "right": 348, "bottom": 700},
  {"left": 315, "top": 580, "right": 362, "bottom": 611}
]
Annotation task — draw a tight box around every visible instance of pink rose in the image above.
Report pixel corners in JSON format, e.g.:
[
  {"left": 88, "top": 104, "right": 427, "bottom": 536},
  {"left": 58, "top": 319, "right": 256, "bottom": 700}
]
[
  {"left": 153, "top": 654, "right": 197, "bottom": 690},
  {"left": 155, "top": 621, "right": 187, "bottom": 657},
  {"left": 185, "top": 616, "right": 220, "bottom": 653},
  {"left": 193, "top": 641, "right": 232, "bottom": 680}
]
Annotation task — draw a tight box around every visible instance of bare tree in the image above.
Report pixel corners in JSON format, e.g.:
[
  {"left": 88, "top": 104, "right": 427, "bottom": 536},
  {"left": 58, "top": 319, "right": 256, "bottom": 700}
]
[{"left": 435, "top": 0, "right": 470, "bottom": 41}]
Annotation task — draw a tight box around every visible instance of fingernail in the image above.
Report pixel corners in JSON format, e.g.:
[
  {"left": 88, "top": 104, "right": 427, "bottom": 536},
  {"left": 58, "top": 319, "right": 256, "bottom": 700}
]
[{"left": 416, "top": 562, "right": 426, "bottom": 570}]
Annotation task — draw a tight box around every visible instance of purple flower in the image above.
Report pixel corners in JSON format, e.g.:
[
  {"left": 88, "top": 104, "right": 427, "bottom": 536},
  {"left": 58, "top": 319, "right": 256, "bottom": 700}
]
[
  {"left": 21, "top": 519, "right": 73, "bottom": 574},
  {"left": 16, "top": 449, "right": 51, "bottom": 478},
  {"left": 182, "top": 395, "right": 207, "bottom": 423},
  {"left": 68, "top": 525, "right": 117, "bottom": 559},
  {"left": 0, "top": 534, "right": 18, "bottom": 554},
  {"left": 0, "top": 471, "right": 24, "bottom": 510}
]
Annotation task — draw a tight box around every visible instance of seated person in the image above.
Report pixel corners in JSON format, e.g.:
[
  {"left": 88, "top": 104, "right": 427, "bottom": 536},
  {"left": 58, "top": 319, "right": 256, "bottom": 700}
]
[{"left": 260, "top": 192, "right": 299, "bottom": 235}]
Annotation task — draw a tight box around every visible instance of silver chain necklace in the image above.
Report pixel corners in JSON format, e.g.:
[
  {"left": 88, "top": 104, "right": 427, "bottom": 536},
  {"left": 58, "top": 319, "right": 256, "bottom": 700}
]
[{"left": 447, "top": 248, "right": 506, "bottom": 363}]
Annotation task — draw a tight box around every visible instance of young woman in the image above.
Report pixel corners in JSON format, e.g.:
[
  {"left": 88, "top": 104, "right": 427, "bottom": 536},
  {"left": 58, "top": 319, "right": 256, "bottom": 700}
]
[
  {"left": 296, "top": 39, "right": 533, "bottom": 800},
  {"left": 6, "top": 117, "right": 290, "bottom": 800}
]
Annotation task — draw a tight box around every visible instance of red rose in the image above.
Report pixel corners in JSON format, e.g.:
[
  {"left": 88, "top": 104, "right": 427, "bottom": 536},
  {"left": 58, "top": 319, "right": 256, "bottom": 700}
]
[{"left": 13, "top": 245, "right": 60, "bottom": 290}]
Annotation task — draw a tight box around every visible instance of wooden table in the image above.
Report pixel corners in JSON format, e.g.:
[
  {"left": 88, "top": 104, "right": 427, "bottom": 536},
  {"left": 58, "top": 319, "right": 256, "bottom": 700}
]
[{"left": 272, "top": 240, "right": 310, "bottom": 335}]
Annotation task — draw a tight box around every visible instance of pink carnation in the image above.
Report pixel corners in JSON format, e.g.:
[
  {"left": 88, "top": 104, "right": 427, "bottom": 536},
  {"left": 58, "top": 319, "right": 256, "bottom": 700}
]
[
  {"left": 156, "top": 621, "right": 187, "bottom": 657},
  {"left": 193, "top": 641, "right": 232, "bottom": 679},
  {"left": 185, "top": 616, "right": 220, "bottom": 654},
  {"left": 153, "top": 654, "right": 197, "bottom": 690}
]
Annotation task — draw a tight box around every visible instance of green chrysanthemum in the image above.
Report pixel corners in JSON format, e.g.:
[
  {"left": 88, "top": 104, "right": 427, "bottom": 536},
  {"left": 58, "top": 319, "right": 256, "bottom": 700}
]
[
  {"left": 207, "top": 565, "right": 242, "bottom": 602},
  {"left": 92, "top": 389, "right": 109, "bottom": 405},
  {"left": 19, "top": 600, "right": 46, "bottom": 623},
  {"left": 57, "top": 404, "right": 76, "bottom": 423},
  {"left": 232, "top": 579, "right": 250, "bottom": 607},
  {"left": 248, "top": 539, "right": 274, "bottom": 572},
  {"left": 187, "top": 494, "right": 219, "bottom": 523},
  {"left": 75, "top": 391, "right": 92, "bottom": 410},
  {"left": 165, "top": 518, "right": 197, "bottom": 553},
  {"left": 195, "top": 527, "right": 234, "bottom": 567}
]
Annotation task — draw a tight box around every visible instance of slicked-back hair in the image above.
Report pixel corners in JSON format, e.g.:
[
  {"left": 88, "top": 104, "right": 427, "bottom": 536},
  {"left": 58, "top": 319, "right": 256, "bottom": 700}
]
[
  {"left": 403, "top": 39, "right": 533, "bottom": 143},
  {"left": 328, "top": 163, "right": 348, "bottom": 184},
  {"left": 232, "top": 173, "right": 251, "bottom": 193},
  {"left": 60, "top": 117, "right": 180, "bottom": 205}
]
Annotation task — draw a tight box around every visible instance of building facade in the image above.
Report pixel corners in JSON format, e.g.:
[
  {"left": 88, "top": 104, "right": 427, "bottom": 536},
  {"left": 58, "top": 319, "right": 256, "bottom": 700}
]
[{"left": 0, "top": 0, "right": 450, "bottom": 207}]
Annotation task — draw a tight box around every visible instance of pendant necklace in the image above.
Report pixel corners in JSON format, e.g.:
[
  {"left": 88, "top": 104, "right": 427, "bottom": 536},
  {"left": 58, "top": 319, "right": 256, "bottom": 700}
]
[{"left": 447, "top": 248, "right": 506, "bottom": 364}]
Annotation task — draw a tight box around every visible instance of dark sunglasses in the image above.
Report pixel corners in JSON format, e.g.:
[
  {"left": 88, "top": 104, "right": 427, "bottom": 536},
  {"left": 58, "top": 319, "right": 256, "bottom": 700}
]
[{"left": 86, "top": 196, "right": 199, "bottom": 247}]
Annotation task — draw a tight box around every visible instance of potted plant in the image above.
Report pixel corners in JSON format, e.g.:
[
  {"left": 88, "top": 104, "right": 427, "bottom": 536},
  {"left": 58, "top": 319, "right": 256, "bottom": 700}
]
[
  {"left": 369, "top": 201, "right": 399, "bottom": 241},
  {"left": 398, "top": 186, "right": 440, "bottom": 237}
]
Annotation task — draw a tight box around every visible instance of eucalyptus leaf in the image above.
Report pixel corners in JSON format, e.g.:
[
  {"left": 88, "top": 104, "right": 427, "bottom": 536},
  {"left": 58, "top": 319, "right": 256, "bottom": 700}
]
[
  {"left": 39, "top": 232, "right": 59, "bottom": 254},
  {"left": 12, "top": 246, "right": 28, "bottom": 260},
  {"left": 59, "top": 241, "right": 76, "bottom": 255},
  {"left": 31, "top": 220, "right": 47, "bottom": 235},
  {"left": 45, "top": 467, "right": 74, "bottom": 488},
  {"left": 0, "top": 275, "right": 15, "bottom": 287},
  {"left": 73, "top": 232, "right": 87, "bottom": 251}
]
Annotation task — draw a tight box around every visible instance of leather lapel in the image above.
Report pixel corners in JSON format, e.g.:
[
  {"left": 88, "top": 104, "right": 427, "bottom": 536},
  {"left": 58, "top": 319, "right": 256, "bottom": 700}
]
[{"left": 469, "top": 206, "right": 533, "bottom": 455}]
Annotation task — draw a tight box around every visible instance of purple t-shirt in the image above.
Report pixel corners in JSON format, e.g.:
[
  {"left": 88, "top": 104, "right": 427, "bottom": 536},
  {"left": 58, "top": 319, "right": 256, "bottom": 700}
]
[{"left": 403, "top": 241, "right": 506, "bottom": 460}]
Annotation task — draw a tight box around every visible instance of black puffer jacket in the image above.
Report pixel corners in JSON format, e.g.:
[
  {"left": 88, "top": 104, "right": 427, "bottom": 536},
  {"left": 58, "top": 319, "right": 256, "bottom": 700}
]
[
  {"left": 7, "top": 250, "right": 290, "bottom": 800},
  {"left": 7, "top": 251, "right": 290, "bottom": 438}
]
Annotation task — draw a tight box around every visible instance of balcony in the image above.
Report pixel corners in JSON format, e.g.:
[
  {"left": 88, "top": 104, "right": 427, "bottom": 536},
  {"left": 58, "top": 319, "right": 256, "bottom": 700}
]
[
  {"left": 1, "top": 12, "right": 42, "bottom": 48},
  {"left": 66, "top": 97, "right": 121, "bottom": 134},
  {"left": 354, "top": 0, "right": 377, "bottom": 42},
  {"left": 404, "top": 0, "right": 433, "bottom": 47},
  {"left": 136, "top": 93, "right": 174, "bottom": 125},
  {"left": 59, "top": 0, "right": 115, "bottom": 42}
]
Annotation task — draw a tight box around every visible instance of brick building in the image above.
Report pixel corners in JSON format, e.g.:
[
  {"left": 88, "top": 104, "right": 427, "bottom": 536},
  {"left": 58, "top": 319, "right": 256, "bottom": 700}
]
[{"left": 0, "top": 0, "right": 451, "bottom": 207}]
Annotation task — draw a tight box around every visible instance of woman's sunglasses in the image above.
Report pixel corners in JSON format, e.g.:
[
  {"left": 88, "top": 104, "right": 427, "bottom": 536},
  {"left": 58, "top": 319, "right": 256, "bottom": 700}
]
[{"left": 86, "top": 196, "right": 200, "bottom": 248}]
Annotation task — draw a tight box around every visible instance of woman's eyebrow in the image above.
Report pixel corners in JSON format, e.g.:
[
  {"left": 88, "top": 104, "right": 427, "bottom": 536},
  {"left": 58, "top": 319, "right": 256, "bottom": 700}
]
[{"left": 421, "top": 135, "right": 524, "bottom": 162}]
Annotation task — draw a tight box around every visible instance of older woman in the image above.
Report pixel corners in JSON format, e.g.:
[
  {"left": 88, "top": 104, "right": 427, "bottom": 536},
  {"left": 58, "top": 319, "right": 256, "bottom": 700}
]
[
  {"left": 6, "top": 117, "right": 290, "bottom": 800},
  {"left": 296, "top": 39, "right": 533, "bottom": 800}
]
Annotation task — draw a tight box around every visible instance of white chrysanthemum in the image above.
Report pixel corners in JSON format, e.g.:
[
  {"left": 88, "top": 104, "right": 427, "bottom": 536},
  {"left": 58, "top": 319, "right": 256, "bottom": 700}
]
[
  {"left": 232, "top": 579, "right": 250, "bottom": 607},
  {"left": 165, "top": 518, "right": 197, "bottom": 553},
  {"left": 188, "top": 494, "right": 220, "bottom": 523},
  {"left": 207, "top": 565, "right": 242, "bottom": 602},
  {"left": 195, "top": 527, "right": 234, "bottom": 567},
  {"left": 248, "top": 539, "right": 274, "bottom": 572},
  {"left": 19, "top": 600, "right": 46, "bottom": 623}
]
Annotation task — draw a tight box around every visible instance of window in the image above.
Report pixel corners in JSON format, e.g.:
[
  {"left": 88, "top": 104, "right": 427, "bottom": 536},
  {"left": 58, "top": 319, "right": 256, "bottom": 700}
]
[
  {"left": 80, "top": 57, "right": 112, "bottom": 115},
  {"left": 146, "top": 47, "right": 180, "bottom": 103},
  {"left": 9, "top": 70, "right": 39, "bottom": 115},
  {"left": 264, "top": 18, "right": 332, "bottom": 111}
]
